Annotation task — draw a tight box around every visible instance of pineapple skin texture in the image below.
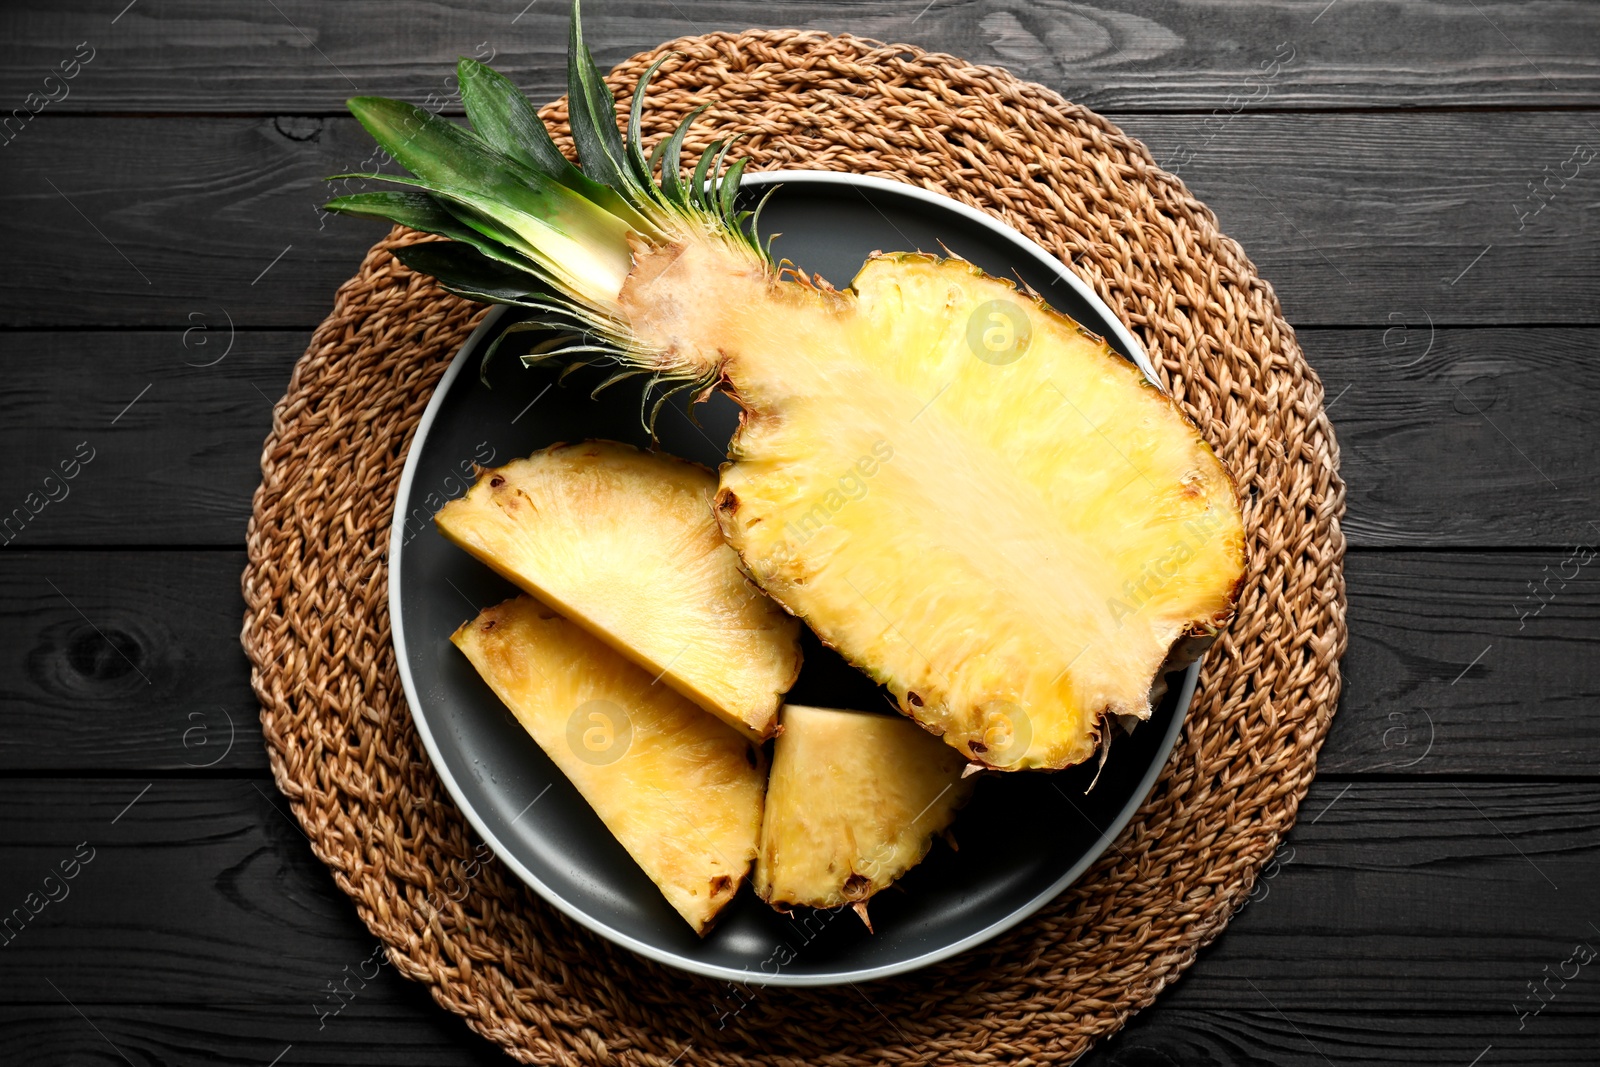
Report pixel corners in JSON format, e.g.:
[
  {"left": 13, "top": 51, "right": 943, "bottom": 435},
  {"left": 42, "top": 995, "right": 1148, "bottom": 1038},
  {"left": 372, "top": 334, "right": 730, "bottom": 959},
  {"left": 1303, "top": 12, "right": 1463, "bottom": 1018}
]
[
  {"left": 621, "top": 247, "right": 1246, "bottom": 772},
  {"left": 452, "top": 595, "right": 766, "bottom": 935},
  {"left": 435, "top": 441, "right": 802, "bottom": 739},
  {"left": 755, "top": 705, "right": 972, "bottom": 911}
]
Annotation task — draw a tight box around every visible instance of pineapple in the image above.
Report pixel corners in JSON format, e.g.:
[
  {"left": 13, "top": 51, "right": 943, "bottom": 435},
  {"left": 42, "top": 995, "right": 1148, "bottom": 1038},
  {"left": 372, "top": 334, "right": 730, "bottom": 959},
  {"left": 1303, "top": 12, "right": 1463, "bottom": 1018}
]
[
  {"left": 436, "top": 442, "right": 801, "bottom": 738},
  {"left": 452, "top": 595, "right": 765, "bottom": 934},
  {"left": 756, "top": 705, "right": 972, "bottom": 927},
  {"left": 331, "top": 0, "right": 1246, "bottom": 772}
]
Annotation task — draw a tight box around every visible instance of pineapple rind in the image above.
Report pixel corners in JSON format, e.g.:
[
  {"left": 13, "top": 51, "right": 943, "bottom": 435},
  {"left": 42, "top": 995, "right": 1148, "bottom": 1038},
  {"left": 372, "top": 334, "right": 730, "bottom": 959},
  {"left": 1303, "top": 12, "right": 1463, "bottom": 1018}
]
[
  {"left": 436, "top": 441, "right": 802, "bottom": 739},
  {"left": 755, "top": 705, "right": 973, "bottom": 911},
  {"left": 452, "top": 595, "right": 766, "bottom": 934}
]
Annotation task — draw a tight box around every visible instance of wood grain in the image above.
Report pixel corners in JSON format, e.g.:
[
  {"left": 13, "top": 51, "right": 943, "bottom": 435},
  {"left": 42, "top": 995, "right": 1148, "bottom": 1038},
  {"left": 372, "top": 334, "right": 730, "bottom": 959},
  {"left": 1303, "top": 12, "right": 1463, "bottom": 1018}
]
[
  {"left": 3, "top": 0, "right": 1598, "bottom": 113},
  {"left": 1160, "top": 781, "right": 1599, "bottom": 1013},
  {"left": 0, "top": 779, "right": 1595, "bottom": 1012},
  {"left": 1318, "top": 549, "right": 1599, "bottom": 775},
  {"left": 1084, "top": 1009, "right": 1595, "bottom": 1067},
  {"left": 2, "top": 113, "right": 1597, "bottom": 328},
  {"left": 1306, "top": 328, "right": 1600, "bottom": 547},
  {"left": 0, "top": 332, "right": 296, "bottom": 548},
  {"left": 0, "top": 551, "right": 263, "bottom": 772},
  {"left": 1, "top": 548, "right": 1596, "bottom": 774},
  {"left": 0, "top": 1004, "right": 507, "bottom": 1067}
]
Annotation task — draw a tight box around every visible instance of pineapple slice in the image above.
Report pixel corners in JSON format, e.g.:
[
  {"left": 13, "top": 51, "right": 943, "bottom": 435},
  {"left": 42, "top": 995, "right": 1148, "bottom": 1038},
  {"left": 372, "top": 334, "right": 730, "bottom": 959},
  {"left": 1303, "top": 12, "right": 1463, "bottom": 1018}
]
[
  {"left": 452, "top": 595, "right": 766, "bottom": 934},
  {"left": 755, "top": 705, "right": 973, "bottom": 924},
  {"left": 436, "top": 442, "right": 801, "bottom": 739},
  {"left": 331, "top": 0, "right": 1245, "bottom": 771}
]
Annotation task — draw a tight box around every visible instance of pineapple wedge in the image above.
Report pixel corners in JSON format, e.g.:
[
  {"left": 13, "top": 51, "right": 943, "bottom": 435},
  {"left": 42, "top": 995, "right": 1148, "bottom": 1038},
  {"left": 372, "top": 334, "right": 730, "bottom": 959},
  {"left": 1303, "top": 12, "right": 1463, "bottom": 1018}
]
[
  {"left": 331, "top": 0, "right": 1245, "bottom": 771},
  {"left": 452, "top": 595, "right": 766, "bottom": 934},
  {"left": 436, "top": 442, "right": 801, "bottom": 739},
  {"left": 755, "top": 705, "right": 973, "bottom": 923}
]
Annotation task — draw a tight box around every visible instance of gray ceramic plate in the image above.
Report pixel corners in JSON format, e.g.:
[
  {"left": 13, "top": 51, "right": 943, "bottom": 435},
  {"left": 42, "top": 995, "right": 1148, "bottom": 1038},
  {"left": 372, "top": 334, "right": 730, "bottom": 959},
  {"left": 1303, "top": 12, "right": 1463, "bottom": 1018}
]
[{"left": 389, "top": 171, "right": 1197, "bottom": 986}]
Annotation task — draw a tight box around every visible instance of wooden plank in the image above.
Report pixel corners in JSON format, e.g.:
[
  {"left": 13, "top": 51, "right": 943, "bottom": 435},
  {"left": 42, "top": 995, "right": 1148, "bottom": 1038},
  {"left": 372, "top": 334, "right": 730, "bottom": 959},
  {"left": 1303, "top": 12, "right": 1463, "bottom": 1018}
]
[
  {"left": 0, "top": 327, "right": 1594, "bottom": 547},
  {"left": 1124, "top": 114, "right": 1600, "bottom": 332},
  {"left": 1159, "top": 780, "right": 1600, "bottom": 1013},
  {"left": 1306, "top": 328, "right": 1600, "bottom": 547},
  {"left": 1084, "top": 1009, "right": 1593, "bottom": 1066},
  {"left": 4, "top": 113, "right": 1596, "bottom": 329},
  {"left": 0, "top": 1004, "right": 507, "bottom": 1067},
  {"left": 1, "top": 1003, "right": 1592, "bottom": 1067},
  {"left": 0, "top": 333, "right": 297, "bottom": 549},
  {"left": 0, "top": 780, "right": 363, "bottom": 1002},
  {"left": 0, "top": 118, "right": 381, "bottom": 330},
  {"left": 0, "top": 552, "right": 265, "bottom": 772},
  {"left": 0, "top": 777, "right": 1594, "bottom": 1012},
  {"left": 3, "top": 0, "right": 1599, "bottom": 113},
  {"left": 1321, "top": 550, "right": 1600, "bottom": 775},
  {"left": 1, "top": 549, "right": 1595, "bottom": 774}
]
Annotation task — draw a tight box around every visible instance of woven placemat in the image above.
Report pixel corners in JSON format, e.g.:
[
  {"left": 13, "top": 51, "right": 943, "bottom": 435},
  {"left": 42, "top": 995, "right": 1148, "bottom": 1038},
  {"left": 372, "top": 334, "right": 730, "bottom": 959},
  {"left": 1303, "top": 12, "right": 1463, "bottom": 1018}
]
[{"left": 243, "top": 30, "right": 1346, "bottom": 1066}]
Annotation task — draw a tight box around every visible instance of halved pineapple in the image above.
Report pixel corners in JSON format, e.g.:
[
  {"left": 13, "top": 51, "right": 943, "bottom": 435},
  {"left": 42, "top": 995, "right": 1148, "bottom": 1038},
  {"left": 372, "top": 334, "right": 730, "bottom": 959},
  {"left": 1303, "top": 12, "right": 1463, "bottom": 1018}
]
[
  {"left": 712, "top": 255, "right": 1246, "bottom": 770},
  {"left": 436, "top": 441, "right": 801, "bottom": 738},
  {"left": 755, "top": 705, "right": 973, "bottom": 925},
  {"left": 452, "top": 595, "right": 765, "bottom": 934},
  {"left": 333, "top": 0, "right": 1246, "bottom": 772}
]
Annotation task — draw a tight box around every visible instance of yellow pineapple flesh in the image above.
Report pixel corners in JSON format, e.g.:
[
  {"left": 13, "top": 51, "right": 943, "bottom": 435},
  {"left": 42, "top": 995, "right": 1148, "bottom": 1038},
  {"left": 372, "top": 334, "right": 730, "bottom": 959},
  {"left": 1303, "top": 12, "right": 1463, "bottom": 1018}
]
[
  {"left": 436, "top": 441, "right": 802, "bottom": 738},
  {"left": 452, "top": 595, "right": 766, "bottom": 934},
  {"left": 619, "top": 246, "right": 1246, "bottom": 770},
  {"left": 755, "top": 704, "right": 972, "bottom": 921}
]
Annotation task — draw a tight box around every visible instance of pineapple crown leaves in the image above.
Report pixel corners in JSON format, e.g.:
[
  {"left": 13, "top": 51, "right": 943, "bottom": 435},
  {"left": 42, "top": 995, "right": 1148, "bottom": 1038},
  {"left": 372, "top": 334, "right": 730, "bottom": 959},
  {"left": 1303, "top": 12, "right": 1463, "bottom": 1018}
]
[{"left": 322, "top": 0, "right": 771, "bottom": 335}]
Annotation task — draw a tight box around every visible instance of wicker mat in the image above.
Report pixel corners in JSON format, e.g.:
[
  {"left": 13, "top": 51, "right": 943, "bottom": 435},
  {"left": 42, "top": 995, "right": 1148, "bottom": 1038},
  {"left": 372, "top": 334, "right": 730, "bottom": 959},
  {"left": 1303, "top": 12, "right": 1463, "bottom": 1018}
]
[{"left": 242, "top": 30, "right": 1346, "bottom": 1066}]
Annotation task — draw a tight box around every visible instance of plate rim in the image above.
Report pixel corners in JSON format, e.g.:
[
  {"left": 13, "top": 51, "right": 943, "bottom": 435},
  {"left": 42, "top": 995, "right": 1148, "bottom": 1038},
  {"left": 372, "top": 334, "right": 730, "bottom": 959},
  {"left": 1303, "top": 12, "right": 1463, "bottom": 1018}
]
[{"left": 388, "top": 169, "right": 1196, "bottom": 986}]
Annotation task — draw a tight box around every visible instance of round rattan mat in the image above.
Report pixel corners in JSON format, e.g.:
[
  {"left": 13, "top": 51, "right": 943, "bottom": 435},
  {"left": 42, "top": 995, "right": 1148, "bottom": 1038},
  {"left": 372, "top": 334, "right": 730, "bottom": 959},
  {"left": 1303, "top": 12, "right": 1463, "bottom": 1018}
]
[{"left": 242, "top": 30, "right": 1346, "bottom": 1066}]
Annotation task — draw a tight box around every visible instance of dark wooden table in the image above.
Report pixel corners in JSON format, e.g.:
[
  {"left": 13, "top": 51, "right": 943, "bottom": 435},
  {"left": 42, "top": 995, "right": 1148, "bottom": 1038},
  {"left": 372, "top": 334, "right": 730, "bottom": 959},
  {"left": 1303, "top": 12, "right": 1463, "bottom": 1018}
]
[{"left": 3, "top": 2, "right": 1597, "bottom": 1063}]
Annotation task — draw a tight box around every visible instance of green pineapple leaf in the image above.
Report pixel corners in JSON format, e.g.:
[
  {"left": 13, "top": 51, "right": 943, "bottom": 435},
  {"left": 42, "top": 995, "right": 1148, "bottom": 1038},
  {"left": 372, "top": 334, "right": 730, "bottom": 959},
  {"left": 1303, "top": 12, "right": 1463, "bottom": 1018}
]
[
  {"left": 343, "top": 95, "right": 620, "bottom": 242},
  {"left": 456, "top": 57, "right": 655, "bottom": 236},
  {"left": 456, "top": 58, "right": 584, "bottom": 185},
  {"left": 566, "top": 0, "right": 632, "bottom": 195},
  {"left": 718, "top": 156, "right": 749, "bottom": 219},
  {"left": 657, "top": 104, "right": 709, "bottom": 208},
  {"left": 332, "top": 95, "right": 635, "bottom": 303},
  {"left": 323, "top": 189, "right": 561, "bottom": 285},
  {"left": 689, "top": 137, "right": 722, "bottom": 211},
  {"left": 392, "top": 241, "right": 549, "bottom": 304},
  {"left": 323, "top": 189, "right": 469, "bottom": 238},
  {"left": 626, "top": 52, "right": 678, "bottom": 195}
]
